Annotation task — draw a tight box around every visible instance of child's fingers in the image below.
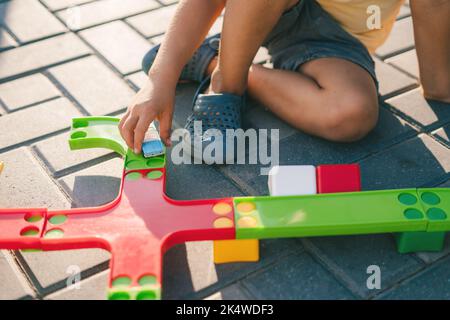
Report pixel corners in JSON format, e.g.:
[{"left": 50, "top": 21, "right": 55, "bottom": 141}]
[
  {"left": 133, "top": 115, "right": 152, "bottom": 154},
  {"left": 159, "top": 109, "right": 173, "bottom": 147},
  {"left": 121, "top": 115, "right": 139, "bottom": 150},
  {"left": 118, "top": 109, "right": 130, "bottom": 132}
]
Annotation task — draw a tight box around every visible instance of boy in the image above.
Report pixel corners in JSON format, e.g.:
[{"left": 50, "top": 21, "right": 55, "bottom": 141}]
[{"left": 119, "top": 0, "right": 449, "bottom": 162}]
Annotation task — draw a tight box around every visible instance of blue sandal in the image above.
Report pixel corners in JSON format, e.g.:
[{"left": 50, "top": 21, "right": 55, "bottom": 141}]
[
  {"left": 182, "top": 77, "right": 245, "bottom": 164},
  {"left": 142, "top": 34, "right": 220, "bottom": 83}
]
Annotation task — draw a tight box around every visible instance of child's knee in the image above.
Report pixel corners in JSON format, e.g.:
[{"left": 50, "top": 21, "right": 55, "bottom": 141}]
[{"left": 321, "top": 93, "right": 379, "bottom": 142}]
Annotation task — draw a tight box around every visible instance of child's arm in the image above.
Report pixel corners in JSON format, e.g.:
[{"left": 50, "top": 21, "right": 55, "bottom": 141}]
[
  {"left": 410, "top": 0, "right": 450, "bottom": 103},
  {"left": 119, "top": 0, "right": 224, "bottom": 153}
]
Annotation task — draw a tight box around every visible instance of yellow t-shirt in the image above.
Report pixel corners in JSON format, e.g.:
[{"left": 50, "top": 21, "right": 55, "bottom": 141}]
[{"left": 317, "top": 0, "right": 405, "bottom": 53}]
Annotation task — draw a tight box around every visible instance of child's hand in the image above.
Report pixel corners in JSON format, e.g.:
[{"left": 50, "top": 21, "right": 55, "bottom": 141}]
[{"left": 119, "top": 78, "right": 174, "bottom": 154}]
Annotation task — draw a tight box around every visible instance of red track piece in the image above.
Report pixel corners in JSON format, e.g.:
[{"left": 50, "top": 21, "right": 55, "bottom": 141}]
[
  {"left": 316, "top": 164, "right": 361, "bottom": 194},
  {"left": 0, "top": 208, "right": 47, "bottom": 250},
  {"left": 35, "top": 168, "right": 235, "bottom": 299}
]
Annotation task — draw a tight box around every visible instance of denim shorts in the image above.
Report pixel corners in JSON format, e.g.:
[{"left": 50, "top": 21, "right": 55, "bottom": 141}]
[{"left": 262, "top": 0, "right": 378, "bottom": 87}]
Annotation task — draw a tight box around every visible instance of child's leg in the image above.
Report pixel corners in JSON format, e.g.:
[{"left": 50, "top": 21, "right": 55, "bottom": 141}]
[
  {"left": 210, "top": 0, "right": 299, "bottom": 95},
  {"left": 247, "top": 59, "right": 379, "bottom": 142}
]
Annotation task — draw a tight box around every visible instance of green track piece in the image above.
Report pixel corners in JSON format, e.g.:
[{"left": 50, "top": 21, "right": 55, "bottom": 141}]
[
  {"left": 107, "top": 285, "right": 161, "bottom": 300},
  {"left": 125, "top": 149, "right": 165, "bottom": 171},
  {"left": 417, "top": 188, "right": 450, "bottom": 232},
  {"left": 395, "top": 231, "right": 446, "bottom": 253},
  {"left": 234, "top": 189, "right": 428, "bottom": 239},
  {"left": 69, "top": 117, "right": 128, "bottom": 157}
]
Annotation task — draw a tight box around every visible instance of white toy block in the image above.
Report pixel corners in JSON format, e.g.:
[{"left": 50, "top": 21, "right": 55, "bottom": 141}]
[{"left": 268, "top": 165, "right": 317, "bottom": 196}]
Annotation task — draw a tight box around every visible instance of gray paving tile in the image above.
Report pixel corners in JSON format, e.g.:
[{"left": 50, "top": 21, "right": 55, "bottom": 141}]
[
  {"left": 33, "top": 132, "right": 115, "bottom": 176},
  {"left": 378, "top": 256, "right": 450, "bottom": 299},
  {"left": 205, "top": 284, "right": 252, "bottom": 300},
  {"left": 0, "top": 0, "right": 66, "bottom": 43},
  {"left": 46, "top": 270, "right": 109, "bottom": 300},
  {"left": 0, "top": 27, "right": 17, "bottom": 50},
  {"left": 304, "top": 234, "right": 424, "bottom": 298},
  {"left": 0, "top": 251, "right": 34, "bottom": 299},
  {"left": 0, "top": 33, "right": 91, "bottom": 81},
  {"left": 0, "top": 74, "right": 60, "bottom": 111},
  {"left": 49, "top": 56, "right": 135, "bottom": 115},
  {"left": 0, "top": 98, "right": 82, "bottom": 150},
  {"left": 397, "top": 5, "right": 411, "bottom": 19},
  {"left": 374, "top": 57, "right": 417, "bottom": 98},
  {"left": 80, "top": 21, "right": 151, "bottom": 75},
  {"left": 222, "top": 105, "right": 416, "bottom": 195},
  {"left": 360, "top": 134, "right": 450, "bottom": 190},
  {"left": 163, "top": 239, "right": 301, "bottom": 299},
  {"left": 126, "top": 4, "right": 177, "bottom": 38},
  {"left": 387, "top": 49, "right": 419, "bottom": 78},
  {"left": 376, "top": 17, "right": 414, "bottom": 59},
  {"left": 57, "top": 0, "right": 160, "bottom": 30},
  {"left": 386, "top": 88, "right": 450, "bottom": 130},
  {"left": 41, "top": 0, "right": 93, "bottom": 11},
  {"left": 0, "top": 147, "right": 70, "bottom": 209},
  {"left": 18, "top": 248, "right": 110, "bottom": 295},
  {"left": 58, "top": 158, "right": 123, "bottom": 208},
  {"left": 242, "top": 252, "right": 355, "bottom": 299},
  {"left": 165, "top": 150, "right": 244, "bottom": 200},
  {"left": 126, "top": 71, "right": 148, "bottom": 90}
]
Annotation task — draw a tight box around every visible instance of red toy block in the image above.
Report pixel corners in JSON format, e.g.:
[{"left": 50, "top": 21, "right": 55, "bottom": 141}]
[{"left": 316, "top": 164, "right": 361, "bottom": 193}]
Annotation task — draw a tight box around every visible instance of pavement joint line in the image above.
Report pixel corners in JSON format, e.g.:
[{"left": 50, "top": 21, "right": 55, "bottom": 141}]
[
  {"left": 1, "top": 96, "right": 61, "bottom": 114},
  {"left": 386, "top": 58, "right": 420, "bottom": 80},
  {"left": 51, "top": 2, "right": 166, "bottom": 33},
  {"left": 301, "top": 238, "right": 366, "bottom": 299},
  {"left": 380, "top": 82, "right": 419, "bottom": 100},
  {"left": 4, "top": 250, "right": 39, "bottom": 299},
  {"left": 37, "top": 0, "right": 97, "bottom": 13},
  {"left": 376, "top": 45, "right": 416, "bottom": 61},
  {"left": 42, "top": 70, "right": 91, "bottom": 117},
  {"left": 9, "top": 250, "right": 43, "bottom": 299},
  {"left": 122, "top": 18, "right": 155, "bottom": 44},
  {"left": 0, "top": 52, "right": 93, "bottom": 85},
  {"left": 27, "top": 145, "right": 76, "bottom": 205},
  {"left": 0, "top": 127, "right": 71, "bottom": 154}
]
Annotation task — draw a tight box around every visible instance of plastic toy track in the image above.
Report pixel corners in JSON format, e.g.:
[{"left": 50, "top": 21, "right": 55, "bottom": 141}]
[{"left": 0, "top": 116, "right": 448, "bottom": 300}]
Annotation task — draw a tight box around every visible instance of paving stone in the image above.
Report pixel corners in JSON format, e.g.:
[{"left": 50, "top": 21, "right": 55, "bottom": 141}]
[
  {"left": 126, "top": 4, "right": 177, "bottom": 38},
  {"left": 433, "top": 125, "right": 450, "bottom": 147},
  {"left": 0, "top": 251, "right": 34, "bottom": 299},
  {"left": 58, "top": 158, "right": 123, "bottom": 208},
  {"left": 378, "top": 256, "right": 450, "bottom": 299},
  {"left": 18, "top": 249, "right": 110, "bottom": 294},
  {"left": 33, "top": 132, "right": 115, "bottom": 176},
  {"left": 242, "top": 252, "right": 355, "bottom": 299},
  {"left": 159, "top": 0, "right": 179, "bottom": 5},
  {"left": 414, "top": 233, "right": 450, "bottom": 264},
  {"left": 80, "top": 21, "right": 151, "bottom": 75},
  {"left": 0, "top": 33, "right": 91, "bottom": 81},
  {"left": 126, "top": 71, "right": 148, "bottom": 90},
  {"left": 41, "top": 0, "right": 94, "bottom": 11},
  {"left": 387, "top": 49, "right": 419, "bottom": 78},
  {"left": 0, "top": 74, "right": 60, "bottom": 111},
  {"left": 46, "top": 270, "right": 109, "bottom": 300},
  {"left": 374, "top": 57, "right": 417, "bottom": 98},
  {"left": 222, "top": 106, "right": 416, "bottom": 195},
  {"left": 0, "top": 27, "right": 17, "bottom": 50},
  {"left": 360, "top": 134, "right": 450, "bottom": 190},
  {"left": 397, "top": 5, "right": 411, "bottom": 19},
  {"left": 0, "top": 98, "right": 82, "bottom": 150},
  {"left": 0, "top": 147, "right": 70, "bottom": 209},
  {"left": 163, "top": 239, "right": 301, "bottom": 299},
  {"left": 0, "top": 0, "right": 66, "bottom": 43},
  {"left": 57, "top": 0, "right": 160, "bottom": 30},
  {"left": 165, "top": 150, "right": 244, "bottom": 200},
  {"left": 208, "top": 15, "right": 223, "bottom": 36},
  {"left": 303, "top": 234, "right": 424, "bottom": 298},
  {"left": 205, "top": 284, "right": 252, "bottom": 300},
  {"left": 376, "top": 17, "right": 414, "bottom": 59},
  {"left": 386, "top": 88, "right": 450, "bottom": 130},
  {"left": 49, "top": 56, "right": 135, "bottom": 115}
]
